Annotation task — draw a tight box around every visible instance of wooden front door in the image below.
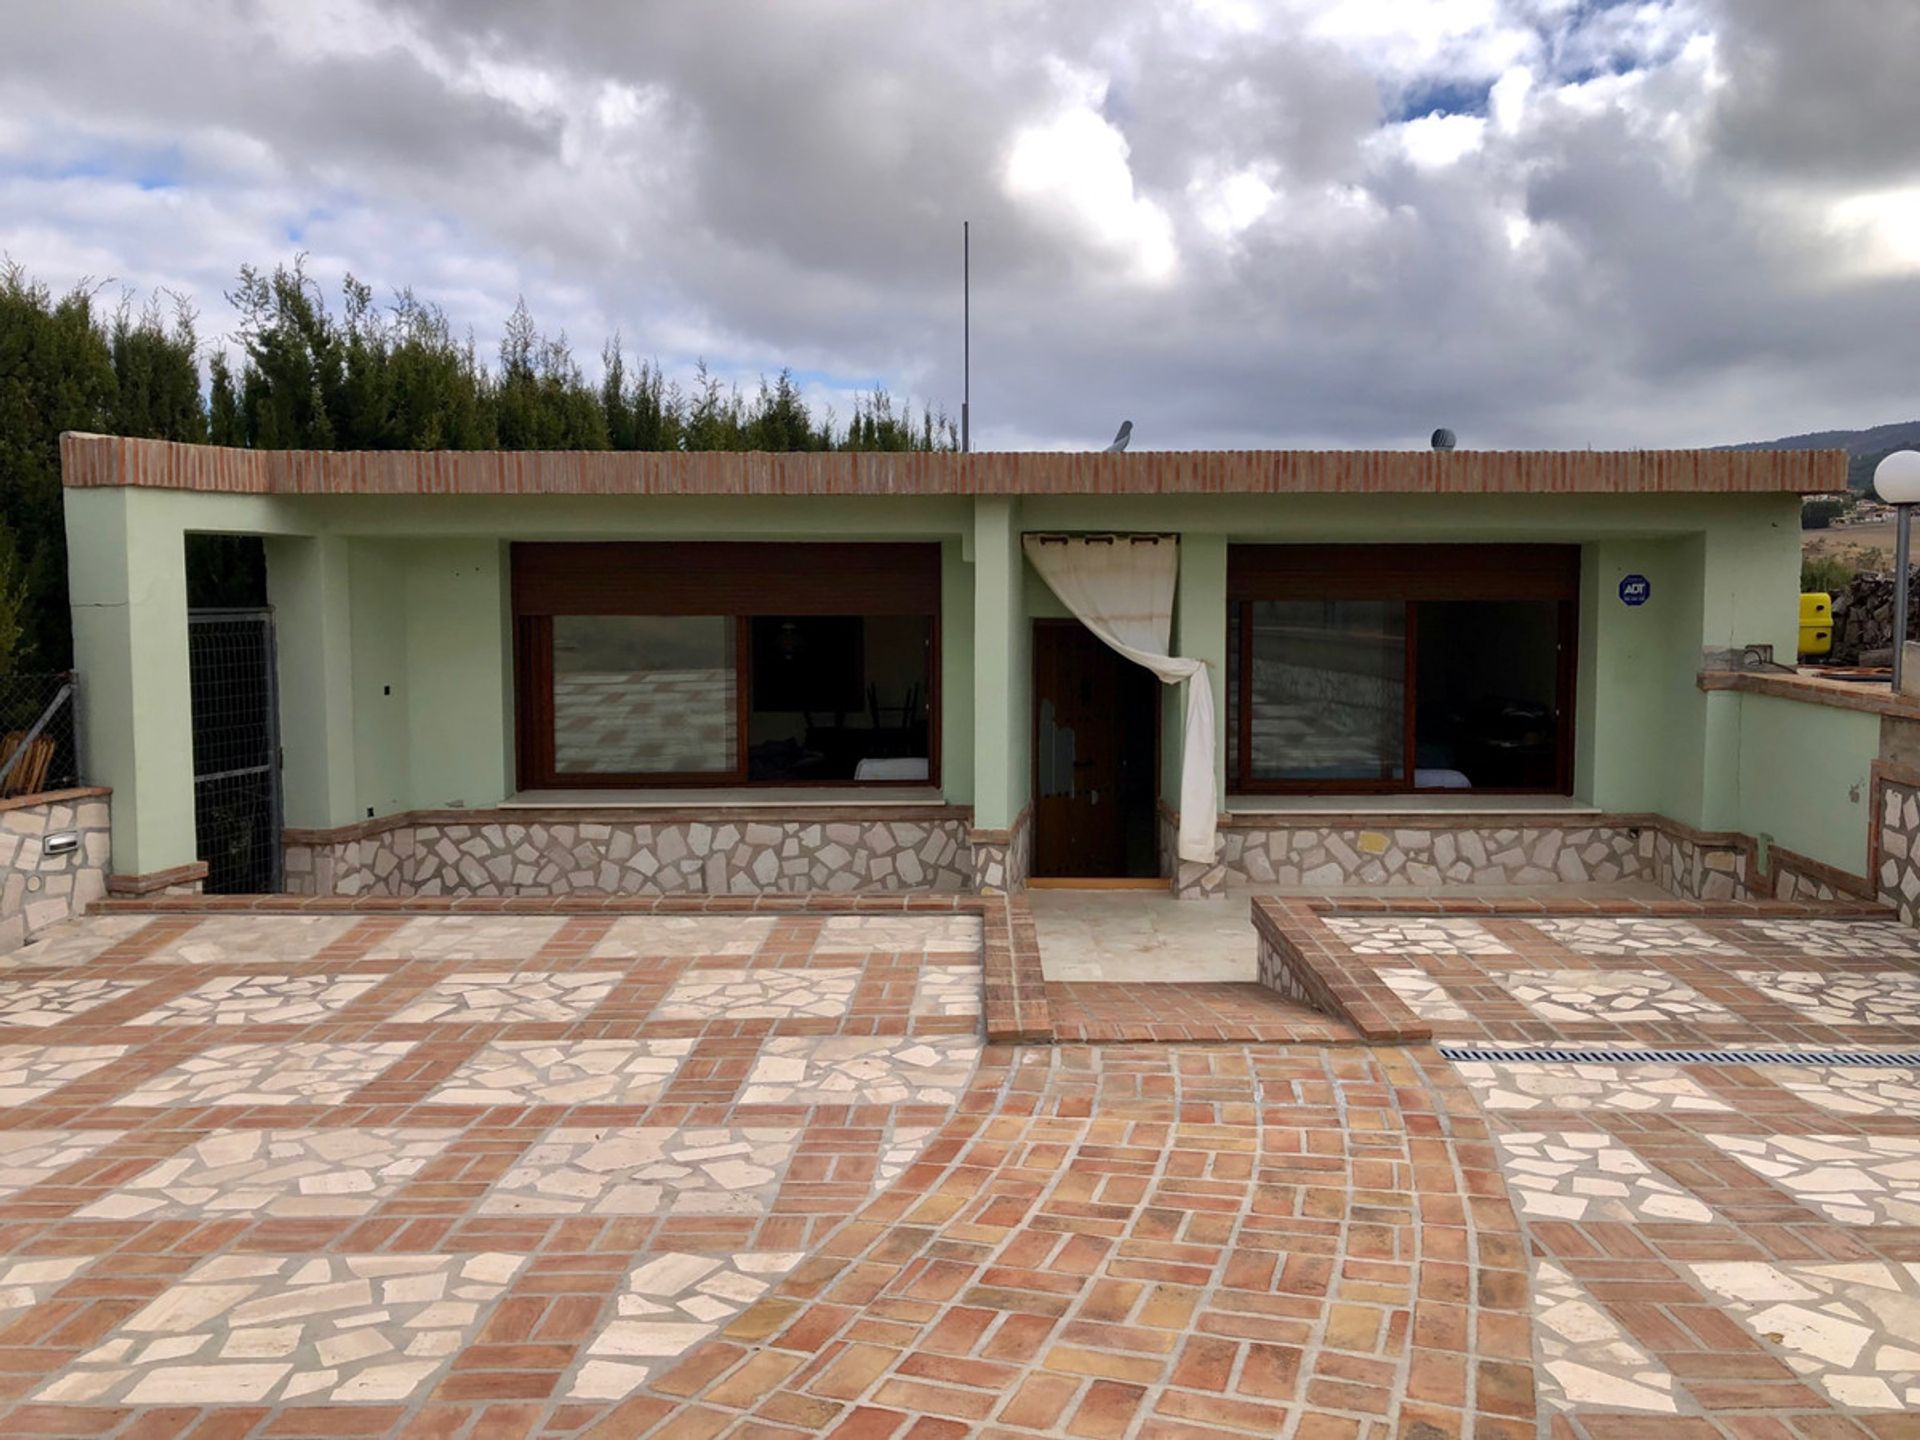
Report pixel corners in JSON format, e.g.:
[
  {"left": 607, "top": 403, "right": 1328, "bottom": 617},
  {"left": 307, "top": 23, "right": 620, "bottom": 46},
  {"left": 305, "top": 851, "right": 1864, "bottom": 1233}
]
[{"left": 1032, "top": 621, "right": 1160, "bottom": 878}]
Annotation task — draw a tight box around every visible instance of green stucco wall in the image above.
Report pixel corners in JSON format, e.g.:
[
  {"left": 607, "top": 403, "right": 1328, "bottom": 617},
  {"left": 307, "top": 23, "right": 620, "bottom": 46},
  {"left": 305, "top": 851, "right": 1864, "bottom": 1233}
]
[
  {"left": 66, "top": 480, "right": 1824, "bottom": 880},
  {"left": 1022, "top": 490, "right": 1802, "bottom": 827},
  {"left": 1579, "top": 536, "right": 1705, "bottom": 818},
  {"left": 938, "top": 540, "right": 974, "bottom": 807},
  {"left": 1732, "top": 692, "right": 1877, "bottom": 876},
  {"left": 65, "top": 488, "right": 196, "bottom": 874},
  {"left": 347, "top": 541, "right": 409, "bottom": 819},
  {"left": 972, "top": 499, "right": 1027, "bottom": 829},
  {"left": 399, "top": 541, "right": 514, "bottom": 809},
  {"left": 66, "top": 487, "right": 304, "bottom": 873},
  {"left": 1176, "top": 535, "right": 1229, "bottom": 805}
]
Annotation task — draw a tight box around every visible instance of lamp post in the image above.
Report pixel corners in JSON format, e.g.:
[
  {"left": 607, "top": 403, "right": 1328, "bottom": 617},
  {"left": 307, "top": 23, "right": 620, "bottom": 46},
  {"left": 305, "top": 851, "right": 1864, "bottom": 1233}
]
[{"left": 1874, "top": 450, "right": 1920, "bottom": 690}]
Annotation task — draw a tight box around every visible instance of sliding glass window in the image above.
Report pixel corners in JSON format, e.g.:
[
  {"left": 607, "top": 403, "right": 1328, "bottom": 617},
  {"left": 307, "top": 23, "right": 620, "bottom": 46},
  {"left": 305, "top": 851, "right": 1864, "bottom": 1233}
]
[
  {"left": 1240, "top": 600, "right": 1406, "bottom": 783},
  {"left": 552, "top": 617, "right": 736, "bottom": 775},
  {"left": 513, "top": 543, "right": 940, "bottom": 789},
  {"left": 1226, "top": 545, "right": 1577, "bottom": 795}
]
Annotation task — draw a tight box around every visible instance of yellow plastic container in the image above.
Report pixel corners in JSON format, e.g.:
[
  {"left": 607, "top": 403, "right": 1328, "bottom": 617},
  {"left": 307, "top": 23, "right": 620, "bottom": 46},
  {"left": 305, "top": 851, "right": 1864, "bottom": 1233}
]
[{"left": 1798, "top": 592, "right": 1833, "bottom": 658}]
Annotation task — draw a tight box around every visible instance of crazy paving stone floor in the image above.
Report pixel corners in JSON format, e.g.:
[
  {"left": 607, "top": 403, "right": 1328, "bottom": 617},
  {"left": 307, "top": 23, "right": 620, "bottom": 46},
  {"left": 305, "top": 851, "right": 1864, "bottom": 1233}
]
[
  {"left": 1312, "top": 910, "right": 1920, "bottom": 1437},
  {"left": 0, "top": 905, "right": 1916, "bottom": 1438},
  {"left": 0, "top": 909, "right": 986, "bottom": 1433}
]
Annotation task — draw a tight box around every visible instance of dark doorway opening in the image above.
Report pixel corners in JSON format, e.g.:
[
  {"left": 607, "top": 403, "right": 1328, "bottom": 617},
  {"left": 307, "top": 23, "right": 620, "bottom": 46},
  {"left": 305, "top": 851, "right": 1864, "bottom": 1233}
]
[
  {"left": 1032, "top": 620, "right": 1160, "bottom": 879},
  {"left": 187, "top": 608, "right": 283, "bottom": 894}
]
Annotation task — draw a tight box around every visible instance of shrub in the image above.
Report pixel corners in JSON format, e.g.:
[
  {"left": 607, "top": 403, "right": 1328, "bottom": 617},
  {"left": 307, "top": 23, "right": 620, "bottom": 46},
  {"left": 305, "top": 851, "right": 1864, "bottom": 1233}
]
[{"left": 1802, "top": 553, "right": 1856, "bottom": 595}]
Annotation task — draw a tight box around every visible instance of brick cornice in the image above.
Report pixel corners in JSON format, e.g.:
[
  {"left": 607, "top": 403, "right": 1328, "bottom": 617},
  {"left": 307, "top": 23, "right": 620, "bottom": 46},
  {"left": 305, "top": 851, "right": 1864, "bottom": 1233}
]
[
  {"left": 1767, "top": 843, "right": 1875, "bottom": 900},
  {"left": 967, "top": 804, "right": 1031, "bottom": 849},
  {"left": 105, "top": 860, "right": 208, "bottom": 896},
  {"left": 60, "top": 433, "right": 1842, "bottom": 498},
  {"left": 0, "top": 785, "right": 110, "bottom": 815},
  {"left": 1698, "top": 668, "right": 1920, "bottom": 719}
]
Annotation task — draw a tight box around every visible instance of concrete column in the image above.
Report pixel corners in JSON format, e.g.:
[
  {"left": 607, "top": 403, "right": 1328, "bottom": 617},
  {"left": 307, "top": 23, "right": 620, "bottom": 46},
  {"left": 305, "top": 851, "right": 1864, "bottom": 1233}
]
[
  {"left": 1163, "top": 534, "right": 1228, "bottom": 894},
  {"left": 266, "top": 534, "right": 358, "bottom": 828},
  {"left": 970, "top": 498, "right": 1026, "bottom": 830},
  {"left": 64, "top": 488, "right": 197, "bottom": 876},
  {"left": 1173, "top": 533, "right": 1229, "bottom": 802},
  {"left": 938, "top": 538, "right": 975, "bottom": 807}
]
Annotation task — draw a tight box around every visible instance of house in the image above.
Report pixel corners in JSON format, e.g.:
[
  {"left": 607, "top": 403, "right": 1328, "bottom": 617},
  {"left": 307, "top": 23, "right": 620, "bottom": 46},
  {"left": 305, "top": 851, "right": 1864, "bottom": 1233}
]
[{"left": 60, "top": 434, "right": 1868, "bottom": 903}]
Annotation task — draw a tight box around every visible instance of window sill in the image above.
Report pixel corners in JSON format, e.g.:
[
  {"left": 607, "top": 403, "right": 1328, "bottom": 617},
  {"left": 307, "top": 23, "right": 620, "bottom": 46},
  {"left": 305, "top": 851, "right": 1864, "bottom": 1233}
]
[
  {"left": 505, "top": 786, "right": 949, "bottom": 809},
  {"left": 1225, "top": 793, "right": 1598, "bottom": 817}
]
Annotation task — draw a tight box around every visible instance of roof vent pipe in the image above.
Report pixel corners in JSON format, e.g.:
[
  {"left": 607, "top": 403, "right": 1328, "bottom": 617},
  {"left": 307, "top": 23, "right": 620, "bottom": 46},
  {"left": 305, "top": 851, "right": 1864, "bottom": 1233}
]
[{"left": 1431, "top": 428, "right": 1456, "bottom": 451}]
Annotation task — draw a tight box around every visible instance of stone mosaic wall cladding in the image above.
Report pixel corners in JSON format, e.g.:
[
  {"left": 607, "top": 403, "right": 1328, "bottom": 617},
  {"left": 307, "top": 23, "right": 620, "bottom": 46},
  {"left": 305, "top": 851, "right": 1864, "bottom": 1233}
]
[
  {"left": 285, "top": 813, "right": 973, "bottom": 898},
  {"left": 1217, "top": 817, "right": 1768, "bottom": 899},
  {"left": 1875, "top": 776, "right": 1920, "bottom": 923},
  {"left": 1775, "top": 863, "right": 1862, "bottom": 906},
  {"left": 1221, "top": 820, "right": 1648, "bottom": 889},
  {"left": 1649, "top": 827, "right": 1756, "bottom": 901},
  {"left": 1159, "top": 807, "right": 1226, "bottom": 899},
  {"left": 967, "top": 807, "right": 1031, "bottom": 894},
  {"left": 283, "top": 811, "right": 1788, "bottom": 902},
  {"left": 0, "top": 792, "right": 110, "bottom": 953}
]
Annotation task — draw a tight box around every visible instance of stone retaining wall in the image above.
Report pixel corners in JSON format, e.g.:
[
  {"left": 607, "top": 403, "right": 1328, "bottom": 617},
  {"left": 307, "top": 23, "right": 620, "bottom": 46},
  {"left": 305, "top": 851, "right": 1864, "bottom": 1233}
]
[
  {"left": 1871, "top": 760, "right": 1920, "bottom": 924},
  {"left": 1249, "top": 897, "right": 1432, "bottom": 1043},
  {"left": 968, "top": 807, "right": 1032, "bottom": 894},
  {"left": 1159, "top": 805, "right": 1227, "bottom": 900},
  {"left": 1220, "top": 816, "right": 1648, "bottom": 889},
  {"left": 1218, "top": 813, "right": 1765, "bottom": 900},
  {"left": 276, "top": 801, "right": 1869, "bottom": 907},
  {"left": 1774, "top": 863, "right": 1863, "bottom": 906},
  {"left": 1648, "top": 826, "right": 1757, "bottom": 901},
  {"left": 0, "top": 788, "right": 111, "bottom": 951},
  {"left": 285, "top": 807, "right": 974, "bottom": 898}
]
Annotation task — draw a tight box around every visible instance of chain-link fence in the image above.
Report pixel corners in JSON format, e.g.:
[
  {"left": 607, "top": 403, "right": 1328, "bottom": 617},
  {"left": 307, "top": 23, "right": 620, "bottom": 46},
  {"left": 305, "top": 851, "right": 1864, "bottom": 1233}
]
[
  {"left": 0, "top": 672, "right": 82, "bottom": 798},
  {"left": 188, "top": 610, "right": 283, "bottom": 894}
]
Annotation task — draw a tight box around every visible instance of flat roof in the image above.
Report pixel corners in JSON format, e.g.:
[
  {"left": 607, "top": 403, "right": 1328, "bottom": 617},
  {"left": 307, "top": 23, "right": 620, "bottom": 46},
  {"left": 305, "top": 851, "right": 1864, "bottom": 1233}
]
[{"left": 59, "top": 433, "right": 1843, "bottom": 497}]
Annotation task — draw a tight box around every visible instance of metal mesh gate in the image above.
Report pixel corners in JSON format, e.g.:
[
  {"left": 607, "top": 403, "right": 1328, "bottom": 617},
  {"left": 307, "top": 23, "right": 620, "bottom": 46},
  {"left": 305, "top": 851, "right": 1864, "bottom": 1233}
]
[{"left": 188, "top": 609, "right": 283, "bottom": 894}]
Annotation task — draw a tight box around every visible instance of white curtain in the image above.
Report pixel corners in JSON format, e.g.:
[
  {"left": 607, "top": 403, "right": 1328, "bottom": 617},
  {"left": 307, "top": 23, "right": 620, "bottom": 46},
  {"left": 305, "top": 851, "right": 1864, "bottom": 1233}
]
[{"left": 1023, "top": 534, "right": 1217, "bottom": 864}]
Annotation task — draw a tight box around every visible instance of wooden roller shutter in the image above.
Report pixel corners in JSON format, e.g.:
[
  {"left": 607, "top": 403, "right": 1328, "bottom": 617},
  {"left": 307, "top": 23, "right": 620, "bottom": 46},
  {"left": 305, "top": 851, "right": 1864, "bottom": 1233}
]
[
  {"left": 512, "top": 542, "right": 942, "bottom": 616},
  {"left": 1227, "top": 544, "right": 1581, "bottom": 602}
]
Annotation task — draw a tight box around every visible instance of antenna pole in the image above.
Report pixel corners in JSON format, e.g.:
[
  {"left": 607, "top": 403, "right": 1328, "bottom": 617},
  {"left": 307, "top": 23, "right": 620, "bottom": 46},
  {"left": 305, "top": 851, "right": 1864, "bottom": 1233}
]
[{"left": 962, "top": 221, "right": 970, "bottom": 454}]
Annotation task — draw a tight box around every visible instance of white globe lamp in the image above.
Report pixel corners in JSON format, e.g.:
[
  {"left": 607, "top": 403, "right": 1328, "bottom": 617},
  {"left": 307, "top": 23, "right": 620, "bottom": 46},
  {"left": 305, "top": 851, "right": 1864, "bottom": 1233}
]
[
  {"left": 1875, "top": 451, "right": 1920, "bottom": 689},
  {"left": 1876, "top": 450, "right": 1920, "bottom": 504}
]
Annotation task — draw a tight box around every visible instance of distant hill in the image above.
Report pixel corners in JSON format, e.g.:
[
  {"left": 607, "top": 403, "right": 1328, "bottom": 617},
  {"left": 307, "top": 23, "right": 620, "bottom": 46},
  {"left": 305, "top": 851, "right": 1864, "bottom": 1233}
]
[{"left": 1720, "top": 420, "right": 1920, "bottom": 491}]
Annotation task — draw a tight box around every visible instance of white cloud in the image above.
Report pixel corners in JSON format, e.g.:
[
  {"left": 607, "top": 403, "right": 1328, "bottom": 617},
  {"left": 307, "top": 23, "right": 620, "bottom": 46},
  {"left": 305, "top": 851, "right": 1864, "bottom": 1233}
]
[
  {"left": 1303, "top": 0, "right": 1534, "bottom": 77},
  {"left": 1190, "top": 166, "right": 1278, "bottom": 239},
  {"left": 1827, "top": 187, "right": 1920, "bottom": 279},
  {"left": 1382, "top": 112, "right": 1488, "bottom": 168},
  {"left": 1489, "top": 65, "right": 1533, "bottom": 135},
  {"left": 1003, "top": 105, "right": 1179, "bottom": 284},
  {"left": 0, "top": 0, "right": 1916, "bottom": 450}
]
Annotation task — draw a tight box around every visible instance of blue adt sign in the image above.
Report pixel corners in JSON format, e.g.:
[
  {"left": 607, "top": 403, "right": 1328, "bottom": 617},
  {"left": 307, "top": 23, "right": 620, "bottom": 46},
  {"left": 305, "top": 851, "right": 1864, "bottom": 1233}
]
[{"left": 1619, "top": 574, "right": 1651, "bottom": 607}]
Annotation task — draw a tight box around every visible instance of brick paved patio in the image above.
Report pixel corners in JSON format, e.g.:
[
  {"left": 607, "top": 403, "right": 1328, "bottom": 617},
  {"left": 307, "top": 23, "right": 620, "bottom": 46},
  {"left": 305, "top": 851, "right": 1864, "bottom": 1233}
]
[{"left": 0, "top": 902, "right": 1913, "bottom": 1436}]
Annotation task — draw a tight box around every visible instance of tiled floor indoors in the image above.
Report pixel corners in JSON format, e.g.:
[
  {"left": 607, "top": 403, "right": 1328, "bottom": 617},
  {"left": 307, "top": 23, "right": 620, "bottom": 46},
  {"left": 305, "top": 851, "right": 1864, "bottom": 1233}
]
[{"left": 0, "top": 900, "right": 1913, "bottom": 1437}]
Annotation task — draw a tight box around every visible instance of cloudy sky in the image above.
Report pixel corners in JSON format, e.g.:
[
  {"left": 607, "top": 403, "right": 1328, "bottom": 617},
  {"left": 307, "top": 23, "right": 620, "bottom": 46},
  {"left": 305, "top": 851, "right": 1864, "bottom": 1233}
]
[{"left": 3, "top": 0, "right": 1918, "bottom": 450}]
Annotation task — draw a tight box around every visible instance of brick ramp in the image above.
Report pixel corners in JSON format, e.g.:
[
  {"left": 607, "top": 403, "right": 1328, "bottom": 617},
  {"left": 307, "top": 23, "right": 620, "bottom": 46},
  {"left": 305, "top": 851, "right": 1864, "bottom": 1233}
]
[{"left": 1046, "top": 981, "right": 1365, "bottom": 1044}]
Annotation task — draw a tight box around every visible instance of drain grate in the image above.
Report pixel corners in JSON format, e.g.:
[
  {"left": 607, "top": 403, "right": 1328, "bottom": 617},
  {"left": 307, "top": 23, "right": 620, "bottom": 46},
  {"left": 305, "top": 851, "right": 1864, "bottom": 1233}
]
[{"left": 1437, "top": 1045, "right": 1920, "bottom": 1067}]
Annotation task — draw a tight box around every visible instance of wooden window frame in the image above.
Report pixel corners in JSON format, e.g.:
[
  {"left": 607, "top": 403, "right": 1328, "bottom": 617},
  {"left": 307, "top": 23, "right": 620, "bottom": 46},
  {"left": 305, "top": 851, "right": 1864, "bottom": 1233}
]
[
  {"left": 1226, "top": 544, "right": 1579, "bottom": 797},
  {"left": 512, "top": 543, "right": 942, "bottom": 791}
]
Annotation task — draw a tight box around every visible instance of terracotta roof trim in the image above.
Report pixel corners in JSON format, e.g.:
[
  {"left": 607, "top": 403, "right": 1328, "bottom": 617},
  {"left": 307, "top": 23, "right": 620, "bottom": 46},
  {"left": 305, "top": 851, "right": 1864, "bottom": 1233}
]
[{"left": 58, "top": 432, "right": 1843, "bottom": 498}]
